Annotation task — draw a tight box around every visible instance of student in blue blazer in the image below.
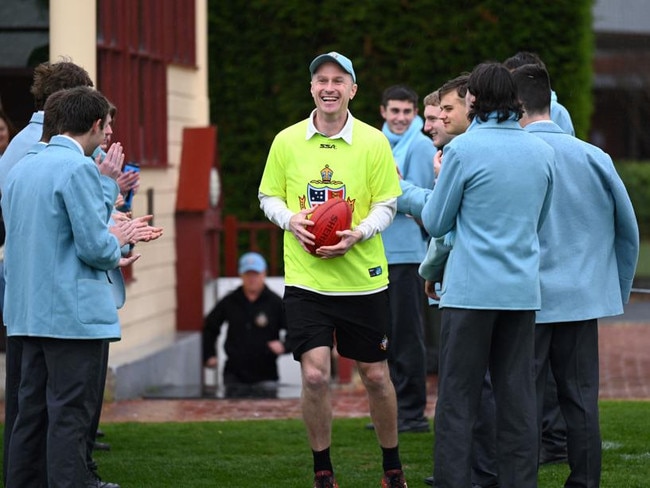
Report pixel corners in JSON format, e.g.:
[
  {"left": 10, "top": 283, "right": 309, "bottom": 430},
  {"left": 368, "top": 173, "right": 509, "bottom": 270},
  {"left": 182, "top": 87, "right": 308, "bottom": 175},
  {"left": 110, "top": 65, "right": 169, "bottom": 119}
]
[
  {"left": 2, "top": 86, "right": 140, "bottom": 488},
  {"left": 0, "top": 61, "right": 97, "bottom": 487},
  {"left": 0, "top": 61, "right": 94, "bottom": 192},
  {"left": 513, "top": 63, "right": 639, "bottom": 488},
  {"left": 420, "top": 62, "right": 555, "bottom": 488},
  {"left": 504, "top": 51, "right": 577, "bottom": 464},
  {"left": 378, "top": 84, "right": 436, "bottom": 434},
  {"left": 503, "top": 51, "right": 575, "bottom": 137}
]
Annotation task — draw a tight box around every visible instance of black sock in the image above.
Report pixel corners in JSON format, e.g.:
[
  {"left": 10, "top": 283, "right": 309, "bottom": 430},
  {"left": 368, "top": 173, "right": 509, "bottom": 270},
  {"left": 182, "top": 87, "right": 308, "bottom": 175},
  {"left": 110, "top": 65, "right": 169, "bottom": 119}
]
[
  {"left": 313, "top": 447, "right": 333, "bottom": 473},
  {"left": 381, "top": 445, "right": 402, "bottom": 472}
]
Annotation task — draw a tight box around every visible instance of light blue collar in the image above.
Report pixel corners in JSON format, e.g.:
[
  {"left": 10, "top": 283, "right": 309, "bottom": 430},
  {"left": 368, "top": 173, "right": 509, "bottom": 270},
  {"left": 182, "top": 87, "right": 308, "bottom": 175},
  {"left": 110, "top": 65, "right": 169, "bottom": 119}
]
[{"left": 382, "top": 115, "right": 424, "bottom": 170}]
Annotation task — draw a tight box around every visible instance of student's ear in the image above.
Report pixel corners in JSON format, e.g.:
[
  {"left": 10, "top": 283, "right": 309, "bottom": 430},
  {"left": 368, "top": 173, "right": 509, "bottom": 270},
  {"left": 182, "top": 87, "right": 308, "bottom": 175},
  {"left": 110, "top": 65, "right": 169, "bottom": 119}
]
[{"left": 92, "top": 119, "right": 103, "bottom": 133}]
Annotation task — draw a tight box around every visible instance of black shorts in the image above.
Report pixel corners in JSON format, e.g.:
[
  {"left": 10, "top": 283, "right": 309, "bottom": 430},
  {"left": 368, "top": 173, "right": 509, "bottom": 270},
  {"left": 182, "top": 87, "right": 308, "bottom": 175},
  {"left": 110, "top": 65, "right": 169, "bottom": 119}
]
[{"left": 283, "top": 286, "right": 390, "bottom": 363}]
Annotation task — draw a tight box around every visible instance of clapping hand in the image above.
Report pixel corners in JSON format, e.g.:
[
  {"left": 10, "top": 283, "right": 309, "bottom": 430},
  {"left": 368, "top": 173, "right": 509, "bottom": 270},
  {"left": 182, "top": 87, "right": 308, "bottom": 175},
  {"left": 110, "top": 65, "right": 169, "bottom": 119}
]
[{"left": 96, "top": 142, "right": 124, "bottom": 180}]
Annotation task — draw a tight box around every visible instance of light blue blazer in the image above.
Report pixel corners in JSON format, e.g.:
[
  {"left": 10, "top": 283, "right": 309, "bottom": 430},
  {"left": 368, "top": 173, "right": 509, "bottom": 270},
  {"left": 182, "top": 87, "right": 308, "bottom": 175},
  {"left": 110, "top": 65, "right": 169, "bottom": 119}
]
[
  {"left": 550, "top": 91, "right": 575, "bottom": 136},
  {"left": 526, "top": 121, "right": 639, "bottom": 322},
  {"left": 99, "top": 152, "right": 129, "bottom": 310},
  {"left": 107, "top": 214, "right": 129, "bottom": 310},
  {"left": 420, "top": 114, "right": 555, "bottom": 310},
  {"left": 2, "top": 135, "right": 123, "bottom": 339},
  {"left": 398, "top": 178, "right": 432, "bottom": 218},
  {"left": 0, "top": 111, "right": 44, "bottom": 192},
  {"left": 382, "top": 124, "right": 436, "bottom": 264},
  {"left": 109, "top": 267, "right": 126, "bottom": 309}
]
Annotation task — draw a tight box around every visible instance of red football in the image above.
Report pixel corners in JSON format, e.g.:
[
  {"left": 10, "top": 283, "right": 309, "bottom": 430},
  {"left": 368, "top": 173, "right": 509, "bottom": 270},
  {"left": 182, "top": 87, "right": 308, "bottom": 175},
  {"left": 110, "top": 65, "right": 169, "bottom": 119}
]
[{"left": 306, "top": 198, "right": 352, "bottom": 254}]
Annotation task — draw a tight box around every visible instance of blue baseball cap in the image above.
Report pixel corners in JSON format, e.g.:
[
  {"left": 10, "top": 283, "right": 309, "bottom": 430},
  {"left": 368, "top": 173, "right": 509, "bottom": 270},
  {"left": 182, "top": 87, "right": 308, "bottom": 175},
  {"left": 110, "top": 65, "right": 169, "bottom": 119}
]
[
  {"left": 238, "top": 252, "right": 267, "bottom": 274},
  {"left": 309, "top": 51, "right": 356, "bottom": 83}
]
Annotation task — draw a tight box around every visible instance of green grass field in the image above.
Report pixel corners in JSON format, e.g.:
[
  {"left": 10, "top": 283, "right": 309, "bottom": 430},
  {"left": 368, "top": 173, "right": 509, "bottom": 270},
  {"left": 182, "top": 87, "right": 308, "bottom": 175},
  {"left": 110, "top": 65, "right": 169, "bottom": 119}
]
[{"left": 3, "top": 400, "right": 647, "bottom": 487}]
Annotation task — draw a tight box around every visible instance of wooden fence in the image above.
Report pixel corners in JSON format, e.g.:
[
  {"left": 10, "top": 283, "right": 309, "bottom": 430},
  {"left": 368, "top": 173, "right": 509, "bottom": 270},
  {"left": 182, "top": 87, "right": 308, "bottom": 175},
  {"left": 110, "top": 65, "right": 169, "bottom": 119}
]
[{"left": 220, "top": 215, "right": 283, "bottom": 276}]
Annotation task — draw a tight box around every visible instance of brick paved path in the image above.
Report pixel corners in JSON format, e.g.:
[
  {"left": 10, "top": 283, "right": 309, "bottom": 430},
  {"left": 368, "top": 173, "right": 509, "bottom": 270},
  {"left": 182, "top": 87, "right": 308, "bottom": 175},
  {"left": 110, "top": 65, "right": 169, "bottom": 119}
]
[{"left": 96, "top": 320, "right": 650, "bottom": 423}]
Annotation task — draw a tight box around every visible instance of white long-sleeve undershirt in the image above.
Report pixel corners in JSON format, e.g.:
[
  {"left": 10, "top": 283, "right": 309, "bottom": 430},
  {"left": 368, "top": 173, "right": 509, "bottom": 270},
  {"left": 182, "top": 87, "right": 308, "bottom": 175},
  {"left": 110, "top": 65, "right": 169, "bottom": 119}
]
[{"left": 258, "top": 192, "right": 396, "bottom": 241}]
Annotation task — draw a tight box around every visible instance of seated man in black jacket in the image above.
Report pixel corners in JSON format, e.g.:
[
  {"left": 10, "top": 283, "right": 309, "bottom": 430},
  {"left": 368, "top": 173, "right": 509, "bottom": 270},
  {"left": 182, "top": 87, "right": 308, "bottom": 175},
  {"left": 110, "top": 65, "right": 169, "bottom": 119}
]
[{"left": 203, "top": 252, "right": 287, "bottom": 397}]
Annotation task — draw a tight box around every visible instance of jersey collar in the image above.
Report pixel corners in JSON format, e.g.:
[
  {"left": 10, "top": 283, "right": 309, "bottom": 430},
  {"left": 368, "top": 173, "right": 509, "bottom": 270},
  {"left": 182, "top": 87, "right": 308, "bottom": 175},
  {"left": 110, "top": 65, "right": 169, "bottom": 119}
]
[{"left": 306, "top": 109, "right": 354, "bottom": 144}]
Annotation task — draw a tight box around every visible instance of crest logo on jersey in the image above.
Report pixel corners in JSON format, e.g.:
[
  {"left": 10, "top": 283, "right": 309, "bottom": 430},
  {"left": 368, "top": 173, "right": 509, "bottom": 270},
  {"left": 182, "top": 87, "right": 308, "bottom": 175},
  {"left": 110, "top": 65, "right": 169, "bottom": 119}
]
[{"left": 299, "top": 164, "right": 356, "bottom": 212}]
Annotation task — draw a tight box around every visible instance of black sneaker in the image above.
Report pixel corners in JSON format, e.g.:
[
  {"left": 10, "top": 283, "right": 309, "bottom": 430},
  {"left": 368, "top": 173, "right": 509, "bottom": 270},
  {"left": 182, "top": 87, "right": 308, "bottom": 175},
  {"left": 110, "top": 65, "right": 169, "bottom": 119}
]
[
  {"left": 87, "top": 469, "right": 120, "bottom": 488},
  {"left": 93, "top": 441, "right": 111, "bottom": 451},
  {"left": 424, "top": 476, "right": 493, "bottom": 488},
  {"left": 397, "top": 420, "right": 430, "bottom": 434}
]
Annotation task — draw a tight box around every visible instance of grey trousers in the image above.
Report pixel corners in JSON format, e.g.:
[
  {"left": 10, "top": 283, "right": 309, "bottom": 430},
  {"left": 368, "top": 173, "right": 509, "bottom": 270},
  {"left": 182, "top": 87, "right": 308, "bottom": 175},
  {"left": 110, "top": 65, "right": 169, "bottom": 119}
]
[
  {"left": 470, "top": 372, "right": 498, "bottom": 487},
  {"left": 3, "top": 336, "right": 22, "bottom": 486},
  {"left": 535, "top": 320, "right": 601, "bottom": 488},
  {"left": 7, "top": 337, "right": 103, "bottom": 488},
  {"left": 433, "top": 308, "right": 538, "bottom": 488},
  {"left": 387, "top": 264, "right": 428, "bottom": 424},
  {"left": 87, "top": 340, "right": 111, "bottom": 472}
]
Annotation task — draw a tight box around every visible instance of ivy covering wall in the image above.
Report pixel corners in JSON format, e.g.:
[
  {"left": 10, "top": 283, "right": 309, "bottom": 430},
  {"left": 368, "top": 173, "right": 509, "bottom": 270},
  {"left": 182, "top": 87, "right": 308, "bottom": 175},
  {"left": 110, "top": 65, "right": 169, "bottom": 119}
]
[{"left": 208, "top": 0, "right": 595, "bottom": 222}]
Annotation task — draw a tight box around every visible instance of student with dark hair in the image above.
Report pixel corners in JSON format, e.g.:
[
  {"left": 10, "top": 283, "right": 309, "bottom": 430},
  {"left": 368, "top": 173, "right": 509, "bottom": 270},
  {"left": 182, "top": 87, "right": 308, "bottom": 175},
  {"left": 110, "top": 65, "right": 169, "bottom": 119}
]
[
  {"left": 420, "top": 62, "right": 555, "bottom": 488},
  {"left": 373, "top": 83, "right": 436, "bottom": 434},
  {"left": 504, "top": 50, "right": 576, "bottom": 465},
  {"left": 0, "top": 60, "right": 113, "bottom": 488},
  {"left": 0, "top": 106, "right": 15, "bottom": 305},
  {"left": 0, "top": 59, "right": 94, "bottom": 189},
  {"left": 2, "top": 86, "right": 144, "bottom": 488},
  {"left": 503, "top": 51, "right": 575, "bottom": 136},
  {"left": 395, "top": 74, "right": 471, "bottom": 218},
  {"left": 513, "top": 62, "right": 638, "bottom": 488},
  {"left": 437, "top": 74, "right": 471, "bottom": 138}
]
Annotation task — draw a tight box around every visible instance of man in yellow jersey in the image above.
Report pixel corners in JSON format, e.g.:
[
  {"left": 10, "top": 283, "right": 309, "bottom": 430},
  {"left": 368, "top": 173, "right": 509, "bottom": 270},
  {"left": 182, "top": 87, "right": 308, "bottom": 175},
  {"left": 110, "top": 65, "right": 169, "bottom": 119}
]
[{"left": 259, "top": 52, "right": 407, "bottom": 488}]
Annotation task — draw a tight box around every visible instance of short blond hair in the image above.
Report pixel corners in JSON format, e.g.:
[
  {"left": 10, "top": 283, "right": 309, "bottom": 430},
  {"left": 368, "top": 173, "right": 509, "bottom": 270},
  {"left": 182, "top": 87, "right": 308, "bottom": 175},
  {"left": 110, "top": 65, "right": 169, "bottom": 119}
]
[{"left": 423, "top": 90, "right": 440, "bottom": 107}]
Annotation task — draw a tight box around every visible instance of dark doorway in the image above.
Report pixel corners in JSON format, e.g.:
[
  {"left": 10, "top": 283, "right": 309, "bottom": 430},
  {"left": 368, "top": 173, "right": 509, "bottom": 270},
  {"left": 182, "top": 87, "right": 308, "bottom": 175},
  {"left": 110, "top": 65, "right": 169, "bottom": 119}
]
[{"left": 0, "top": 68, "right": 35, "bottom": 132}]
